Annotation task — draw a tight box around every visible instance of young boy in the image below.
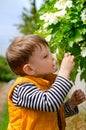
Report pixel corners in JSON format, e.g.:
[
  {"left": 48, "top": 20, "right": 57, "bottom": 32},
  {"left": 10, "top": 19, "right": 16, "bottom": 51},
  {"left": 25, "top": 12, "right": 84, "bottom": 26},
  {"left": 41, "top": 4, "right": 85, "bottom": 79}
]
[{"left": 6, "top": 35, "right": 85, "bottom": 130}]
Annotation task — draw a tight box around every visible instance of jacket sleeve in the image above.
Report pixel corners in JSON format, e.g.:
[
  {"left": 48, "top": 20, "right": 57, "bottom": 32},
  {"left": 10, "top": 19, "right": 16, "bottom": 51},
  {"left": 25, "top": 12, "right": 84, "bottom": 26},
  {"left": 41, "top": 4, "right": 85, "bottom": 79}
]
[{"left": 64, "top": 100, "right": 79, "bottom": 117}]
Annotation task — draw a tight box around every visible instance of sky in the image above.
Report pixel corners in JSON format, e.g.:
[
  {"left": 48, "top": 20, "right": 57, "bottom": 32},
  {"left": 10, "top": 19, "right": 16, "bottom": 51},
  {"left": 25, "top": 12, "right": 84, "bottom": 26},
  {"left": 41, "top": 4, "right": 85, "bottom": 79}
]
[{"left": 0, "top": 0, "right": 43, "bottom": 56}]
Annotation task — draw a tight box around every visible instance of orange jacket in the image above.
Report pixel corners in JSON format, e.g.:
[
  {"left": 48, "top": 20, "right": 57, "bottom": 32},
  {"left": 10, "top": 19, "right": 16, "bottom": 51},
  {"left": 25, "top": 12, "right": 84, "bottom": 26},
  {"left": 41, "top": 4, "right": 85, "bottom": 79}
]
[{"left": 7, "top": 74, "right": 66, "bottom": 130}]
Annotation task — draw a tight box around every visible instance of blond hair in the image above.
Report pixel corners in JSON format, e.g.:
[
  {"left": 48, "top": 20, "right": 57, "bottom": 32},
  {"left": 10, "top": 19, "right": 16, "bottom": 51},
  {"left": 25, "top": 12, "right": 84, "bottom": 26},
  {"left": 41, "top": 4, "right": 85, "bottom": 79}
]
[{"left": 6, "top": 35, "right": 48, "bottom": 76}]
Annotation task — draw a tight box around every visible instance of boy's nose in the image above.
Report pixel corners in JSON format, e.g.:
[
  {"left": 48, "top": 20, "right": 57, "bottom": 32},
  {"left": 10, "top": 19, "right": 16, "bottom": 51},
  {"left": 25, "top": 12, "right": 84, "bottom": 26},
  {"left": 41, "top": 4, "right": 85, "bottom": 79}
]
[
  {"left": 52, "top": 54, "right": 57, "bottom": 65},
  {"left": 52, "top": 54, "right": 57, "bottom": 61}
]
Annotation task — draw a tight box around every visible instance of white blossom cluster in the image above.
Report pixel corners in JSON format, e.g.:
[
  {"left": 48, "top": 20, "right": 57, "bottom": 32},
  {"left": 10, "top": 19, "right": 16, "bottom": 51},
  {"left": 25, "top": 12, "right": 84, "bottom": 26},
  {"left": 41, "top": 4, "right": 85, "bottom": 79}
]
[
  {"left": 39, "top": 0, "right": 86, "bottom": 46},
  {"left": 40, "top": 11, "right": 66, "bottom": 27},
  {"left": 80, "top": 8, "right": 86, "bottom": 23},
  {"left": 40, "top": 12, "right": 59, "bottom": 25},
  {"left": 45, "top": 35, "right": 51, "bottom": 42},
  {"left": 40, "top": 0, "right": 73, "bottom": 42},
  {"left": 54, "top": 0, "right": 73, "bottom": 10},
  {"left": 81, "top": 47, "right": 86, "bottom": 57},
  {"left": 40, "top": 0, "right": 73, "bottom": 28}
]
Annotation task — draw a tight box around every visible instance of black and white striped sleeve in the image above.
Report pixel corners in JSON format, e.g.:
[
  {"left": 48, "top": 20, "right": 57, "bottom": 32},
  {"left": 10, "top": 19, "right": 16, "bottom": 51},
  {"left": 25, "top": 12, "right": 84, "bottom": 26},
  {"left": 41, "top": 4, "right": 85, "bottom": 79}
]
[
  {"left": 12, "top": 76, "right": 73, "bottom": 112},
  {"left": 64, "top": 101, "right": 79, "bottom": 117}
]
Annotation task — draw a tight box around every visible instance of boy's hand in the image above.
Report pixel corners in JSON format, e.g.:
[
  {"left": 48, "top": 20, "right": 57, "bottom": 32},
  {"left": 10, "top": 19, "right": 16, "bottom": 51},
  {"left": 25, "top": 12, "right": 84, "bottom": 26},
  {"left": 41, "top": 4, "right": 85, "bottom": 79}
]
[
  {"left": 68, "top": 89, "right": 86, "bottom": 109},
  {"left": 59, "top": 53, "right": 75, "bottom": 79}
]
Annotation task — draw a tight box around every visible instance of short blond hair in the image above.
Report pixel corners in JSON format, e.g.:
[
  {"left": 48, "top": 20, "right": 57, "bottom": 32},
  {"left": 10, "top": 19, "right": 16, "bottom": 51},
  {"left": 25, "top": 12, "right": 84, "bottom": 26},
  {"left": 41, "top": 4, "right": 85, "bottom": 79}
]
[{"left": 6, "top": 35, "right": 49, "bottom": 76}]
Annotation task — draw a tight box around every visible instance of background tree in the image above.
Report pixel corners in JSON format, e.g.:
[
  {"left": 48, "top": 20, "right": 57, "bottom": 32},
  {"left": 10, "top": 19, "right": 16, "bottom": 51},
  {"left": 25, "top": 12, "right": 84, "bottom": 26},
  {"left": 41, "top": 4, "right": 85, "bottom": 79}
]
[{"left": 16, "top": 0, "right": 37, "bottom": 34}]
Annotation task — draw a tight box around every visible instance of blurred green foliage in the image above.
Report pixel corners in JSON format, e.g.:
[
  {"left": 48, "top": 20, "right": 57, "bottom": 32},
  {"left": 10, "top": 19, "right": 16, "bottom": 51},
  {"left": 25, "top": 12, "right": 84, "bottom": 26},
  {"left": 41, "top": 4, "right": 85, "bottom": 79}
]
[
  {"left": 0, "top": 56, "right": 16, "bottom": 82},
  {"left": 16, "top": 0, "right": 38, "bottom": 34}
]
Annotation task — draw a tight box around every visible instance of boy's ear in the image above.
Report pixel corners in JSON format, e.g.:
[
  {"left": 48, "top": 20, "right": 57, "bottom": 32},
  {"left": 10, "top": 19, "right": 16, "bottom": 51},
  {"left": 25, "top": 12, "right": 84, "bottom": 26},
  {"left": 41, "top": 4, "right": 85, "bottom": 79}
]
[{"left": 23, "top": 64, "right": 35, "bottom": 75}]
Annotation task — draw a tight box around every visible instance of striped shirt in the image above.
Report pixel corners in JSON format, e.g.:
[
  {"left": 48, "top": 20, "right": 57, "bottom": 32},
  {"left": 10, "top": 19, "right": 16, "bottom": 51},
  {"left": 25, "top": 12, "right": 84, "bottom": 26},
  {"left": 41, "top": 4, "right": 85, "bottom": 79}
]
[{"left": 12, "top": 76, "right": 78, "bottom": 116}]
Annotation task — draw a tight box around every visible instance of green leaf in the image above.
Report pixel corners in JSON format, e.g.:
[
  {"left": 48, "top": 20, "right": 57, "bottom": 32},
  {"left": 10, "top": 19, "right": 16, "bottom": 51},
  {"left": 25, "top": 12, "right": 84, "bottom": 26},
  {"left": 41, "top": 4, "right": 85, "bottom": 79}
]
[
  {"left": 70, "top": 44, "right": 81, "bottom": 56},
  {"left": 74, "top": 30, "right": 83, "bottom": 43},
  {"left": 80, "top": 57, "right": 86, "bottom": 70},
  {"left": 70, "top": 68, "right": 78, "bottom": 82}
]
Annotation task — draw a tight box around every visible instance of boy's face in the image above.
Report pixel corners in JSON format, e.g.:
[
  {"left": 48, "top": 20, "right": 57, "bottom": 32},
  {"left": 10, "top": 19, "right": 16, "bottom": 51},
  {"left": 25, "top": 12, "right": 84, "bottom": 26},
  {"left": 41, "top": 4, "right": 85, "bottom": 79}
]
[{"left": 28, "top": 45, "right": 57, "bottom": 77}]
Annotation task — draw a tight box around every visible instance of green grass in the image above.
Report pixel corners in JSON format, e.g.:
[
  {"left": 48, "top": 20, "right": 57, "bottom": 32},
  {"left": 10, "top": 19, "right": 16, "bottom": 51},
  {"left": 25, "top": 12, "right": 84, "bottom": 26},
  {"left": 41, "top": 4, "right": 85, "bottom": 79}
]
[{"left": 0, "top": 102, "right": 9, "bottom": 130}]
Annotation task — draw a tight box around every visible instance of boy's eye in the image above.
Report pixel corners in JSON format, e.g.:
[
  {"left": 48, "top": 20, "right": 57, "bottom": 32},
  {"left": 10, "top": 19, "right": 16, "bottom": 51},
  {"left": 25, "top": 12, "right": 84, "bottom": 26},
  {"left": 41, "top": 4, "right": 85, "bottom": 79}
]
[{"left": 43, "top": 54, "right": 48, "bottom": 58}]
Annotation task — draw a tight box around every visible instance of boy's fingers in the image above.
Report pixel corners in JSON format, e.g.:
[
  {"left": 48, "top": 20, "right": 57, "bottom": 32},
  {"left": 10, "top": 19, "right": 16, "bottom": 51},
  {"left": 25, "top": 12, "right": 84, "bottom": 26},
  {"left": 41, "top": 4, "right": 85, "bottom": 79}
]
[
  {"left": 64, "top": 53, "right": 71, "bottom": 57},
  {"left": 76, "top": 93, "right": 86, "bottom": 102},
  {"left": 64, "top": 53, "right": 75, "bottom": 63}
]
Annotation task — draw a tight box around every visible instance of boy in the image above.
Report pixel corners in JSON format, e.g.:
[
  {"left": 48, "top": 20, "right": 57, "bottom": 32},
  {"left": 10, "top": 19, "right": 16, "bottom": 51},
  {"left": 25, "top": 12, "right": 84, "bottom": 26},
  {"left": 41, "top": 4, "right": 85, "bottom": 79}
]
[{"left": 6, "top": 35, "right": 85, "bottom": 130}]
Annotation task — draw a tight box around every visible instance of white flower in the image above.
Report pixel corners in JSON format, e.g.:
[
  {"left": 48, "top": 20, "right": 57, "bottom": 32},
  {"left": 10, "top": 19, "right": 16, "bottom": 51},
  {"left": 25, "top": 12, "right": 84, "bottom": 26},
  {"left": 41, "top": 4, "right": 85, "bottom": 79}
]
[
  {"left": 39, "top": 8, "right": 67, "bottom": 26},
  {"left": 48, "top": 13, "right": 58, "bottom": 24},
  {"left": 40, "top": 13, "right": 51, "bottom": 22},
  {"left": 81, "top": 9, "right": 86, "bottom": 22},
  {"left": 43, "top": 23, "right": 49, "bottom": 28},
  {"left": 81, "top": 48, "right": 86, "bottom": 57},
  {"left": 40, "top": 10, "right": 66, "bottom": 26},
  {"left": 40, "top": 12, "right": 58, "bottom": 25},
  {"left": 40, "top": 13, "right": 46, "bottom": 20},
  {"left": 54, "top": 10, "right": 67, "bottom": 17},
  {"left": 56, "top": 48, "right": 59, "bottom": 54},
  {"left": 54, "top": 0, "right": 72, "bottom": 10},
  {"left": 45, "top": 35, "right": 51, "bottom": 42}
]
